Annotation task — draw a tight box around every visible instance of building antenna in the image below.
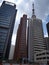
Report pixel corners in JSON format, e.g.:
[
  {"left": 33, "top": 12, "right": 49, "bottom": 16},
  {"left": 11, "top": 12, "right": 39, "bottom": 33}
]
[{"left": 32, "top": 3, "right": 35, "bottom": 15}]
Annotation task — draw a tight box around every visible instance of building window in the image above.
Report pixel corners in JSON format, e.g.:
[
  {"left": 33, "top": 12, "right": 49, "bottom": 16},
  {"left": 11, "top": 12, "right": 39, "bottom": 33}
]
[
  {"left": 46, "top": 52, "right": 49, "bottom": 55},
  {"left": 47, "top": 57, "right": 49, "bottom": 59},
  {"left": 43, "top": 57, "right": 46, "bottom": 59}
]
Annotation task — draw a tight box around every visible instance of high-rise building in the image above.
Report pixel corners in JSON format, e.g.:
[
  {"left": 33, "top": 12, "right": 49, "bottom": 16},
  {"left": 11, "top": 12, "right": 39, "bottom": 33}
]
[
  {"left": 0, "top": 1, "right": 17, "bottom": 59},
  {"left": 28, "top": 3, "right": 46, "bottom": 62},
  {"left": 46, "top": 22, "right": 49, "bottom": 36},
  {"left": 13, "top": 15, "right": 27, "bottom": 60},
  {"left": 44, "top": 37, "right": 49, "bottom": 50}
]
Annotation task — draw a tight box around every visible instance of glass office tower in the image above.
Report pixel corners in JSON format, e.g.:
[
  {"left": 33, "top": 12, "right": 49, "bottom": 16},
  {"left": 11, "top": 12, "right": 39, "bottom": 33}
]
[{"left": 0, "top": 1, "right": 17, "bottom": 60}]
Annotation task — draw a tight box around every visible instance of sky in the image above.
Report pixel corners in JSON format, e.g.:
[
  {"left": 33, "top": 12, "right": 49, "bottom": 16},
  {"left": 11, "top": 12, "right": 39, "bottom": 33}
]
[
  {"left": 0, "top": 0, "right": 49, "bottom": 59},
  {"left": 0, "top": 0, "right": 49, "bottom": 45}
]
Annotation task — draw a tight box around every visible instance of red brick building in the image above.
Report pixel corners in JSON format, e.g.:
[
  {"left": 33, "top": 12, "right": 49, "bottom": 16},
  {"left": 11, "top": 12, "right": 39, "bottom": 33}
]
[{"left": 13, "top": 15, "right": 27, "bottom": 60}]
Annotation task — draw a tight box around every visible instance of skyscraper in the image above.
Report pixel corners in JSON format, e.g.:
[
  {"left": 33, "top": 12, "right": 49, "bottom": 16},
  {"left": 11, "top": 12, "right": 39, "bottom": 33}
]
[
  {"left": 0, "top": 1, "right": 17, "bottom": 60},
  {"left": 44, "top": 37, "right": 49, "bottom": 50},
  {"left": 28, "top": 3, "right": 46, "bottom": 62},
  {"left": 13, "top": 15, "right": 27, "bottom": 60},
  {"left": 46, "top": 22, "right": 49, "bottom": 36}
]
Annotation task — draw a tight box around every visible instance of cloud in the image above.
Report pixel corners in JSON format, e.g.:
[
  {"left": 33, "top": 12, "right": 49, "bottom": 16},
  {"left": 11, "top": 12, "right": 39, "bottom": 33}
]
[
  {"left": 35, "top": 0, "right": 49, "bottom": 20},
  {"left": 16, "top": 0, "right": 23, "bottom": 5},
  {"left": 0, "top": 0, "right": 2, "bottom": 3},
  {"left": 44, "top": 33, "right": 48, "bottom": 37},
  {"left": 0, "top": 0, "right": 4, "bottom": 6},
  {"left": 42, "top": 20, "right": 48, "bottom": 37},
  {"left": 11, "top": 34, "right": 16, "bottom": 45},
  {"left": 0, "top": 2, "right": 1, "bottom": 4}
]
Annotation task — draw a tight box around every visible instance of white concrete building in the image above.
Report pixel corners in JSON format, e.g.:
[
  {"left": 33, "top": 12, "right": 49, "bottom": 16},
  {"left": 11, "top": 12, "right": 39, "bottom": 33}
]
[{"left": 34, "top": 50, "right": 49, "bottom": 65}]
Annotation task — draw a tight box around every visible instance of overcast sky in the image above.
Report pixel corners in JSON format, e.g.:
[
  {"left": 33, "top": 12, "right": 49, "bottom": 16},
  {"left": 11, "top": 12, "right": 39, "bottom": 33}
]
[
  {"left": 0, "top": 0, "right": 49, "bottom": 59},
  {"left": 0, "top": 0, "right": 49, "bottom": 45}
]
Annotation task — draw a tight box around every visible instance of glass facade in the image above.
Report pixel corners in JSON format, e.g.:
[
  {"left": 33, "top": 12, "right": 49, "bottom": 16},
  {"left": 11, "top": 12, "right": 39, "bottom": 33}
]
[{"left": 0, "top": 1, "right": 17, "bottom": 59}]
